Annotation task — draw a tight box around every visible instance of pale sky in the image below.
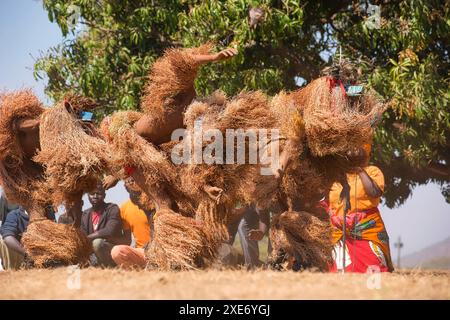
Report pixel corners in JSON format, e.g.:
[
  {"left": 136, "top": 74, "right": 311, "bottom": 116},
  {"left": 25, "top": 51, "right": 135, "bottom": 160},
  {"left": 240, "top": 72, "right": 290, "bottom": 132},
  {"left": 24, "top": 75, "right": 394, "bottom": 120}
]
[{"left": 1, "top": 0, "right": 449, "bottom": 258}]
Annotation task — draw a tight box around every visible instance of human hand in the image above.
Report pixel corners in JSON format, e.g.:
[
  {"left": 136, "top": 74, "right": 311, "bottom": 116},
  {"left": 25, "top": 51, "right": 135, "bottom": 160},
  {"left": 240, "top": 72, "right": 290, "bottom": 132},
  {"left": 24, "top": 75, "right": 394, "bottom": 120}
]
[{"left": 214, "top": 48, "right": 238, "bottom": 61}]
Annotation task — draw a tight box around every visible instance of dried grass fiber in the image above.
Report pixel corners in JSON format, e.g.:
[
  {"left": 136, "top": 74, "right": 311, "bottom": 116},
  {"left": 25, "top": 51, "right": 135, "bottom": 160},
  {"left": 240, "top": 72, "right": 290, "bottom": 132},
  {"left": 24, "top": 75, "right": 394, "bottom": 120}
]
[
  {"left": 145, "top": 208, "right": 220, "bottom": 270},
  {"left": 22, "top": 219, "right": 92, "bottom": 268},
  {"left": 34, "top": 101, "right": 111, "bottom": 208},
  {"left": 270, "top": 210, "right": 333, "bottom": 271}
]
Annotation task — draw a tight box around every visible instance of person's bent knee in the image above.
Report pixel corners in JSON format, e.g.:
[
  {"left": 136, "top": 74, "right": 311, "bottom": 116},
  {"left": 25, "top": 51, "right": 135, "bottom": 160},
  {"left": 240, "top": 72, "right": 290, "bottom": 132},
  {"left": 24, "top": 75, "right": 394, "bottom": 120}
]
[
  {"left": 111, "top": 245, "right": 145, "bottom": 269},
  {"left": 111, "top": 245, "right": 128, "bottom": 264}
]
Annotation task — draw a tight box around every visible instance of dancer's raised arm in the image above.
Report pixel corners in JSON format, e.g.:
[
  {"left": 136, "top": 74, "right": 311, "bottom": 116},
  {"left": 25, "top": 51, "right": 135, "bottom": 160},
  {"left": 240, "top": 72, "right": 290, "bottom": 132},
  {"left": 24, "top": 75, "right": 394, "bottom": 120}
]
[
  {"left": 192, "top": 48, "right": 238, "bottom": 64},
  {"left": 136, "top": 45, "right": 238, "bottom": 146}
]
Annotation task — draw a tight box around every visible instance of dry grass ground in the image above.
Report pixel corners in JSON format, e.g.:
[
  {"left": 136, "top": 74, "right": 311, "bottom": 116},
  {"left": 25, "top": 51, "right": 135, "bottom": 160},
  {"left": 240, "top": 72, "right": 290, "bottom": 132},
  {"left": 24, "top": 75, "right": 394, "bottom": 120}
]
[{"left": 1, "top": 268, "right": 449, "bottom": 300}]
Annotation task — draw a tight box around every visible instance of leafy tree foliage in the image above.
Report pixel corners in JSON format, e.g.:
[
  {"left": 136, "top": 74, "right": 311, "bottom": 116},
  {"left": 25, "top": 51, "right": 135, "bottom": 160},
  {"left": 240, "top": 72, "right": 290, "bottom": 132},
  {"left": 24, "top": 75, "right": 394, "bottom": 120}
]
[{"left": 34, "top": 0, "right": 450, "bottom": 207}]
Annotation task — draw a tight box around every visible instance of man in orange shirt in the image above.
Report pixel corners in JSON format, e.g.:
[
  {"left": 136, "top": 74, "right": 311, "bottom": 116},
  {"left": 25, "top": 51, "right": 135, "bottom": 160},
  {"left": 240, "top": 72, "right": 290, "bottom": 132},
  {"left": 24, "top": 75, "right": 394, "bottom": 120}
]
[{"left": 111, "top": 177, "right": 155, "bottom": 269}]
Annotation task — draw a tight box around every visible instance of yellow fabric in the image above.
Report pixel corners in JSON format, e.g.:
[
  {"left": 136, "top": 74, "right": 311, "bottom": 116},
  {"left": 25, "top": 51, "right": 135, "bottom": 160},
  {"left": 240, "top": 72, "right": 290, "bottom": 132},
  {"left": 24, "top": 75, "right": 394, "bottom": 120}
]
[
  {"left": 329, "top": 165, "right": 384, "bottom": 218},
  {"left": 329, "top": 165, "right": 393, "bottom": 271},
  {"left": 120, "top": 200, "right": 151, "bottom": 248}
]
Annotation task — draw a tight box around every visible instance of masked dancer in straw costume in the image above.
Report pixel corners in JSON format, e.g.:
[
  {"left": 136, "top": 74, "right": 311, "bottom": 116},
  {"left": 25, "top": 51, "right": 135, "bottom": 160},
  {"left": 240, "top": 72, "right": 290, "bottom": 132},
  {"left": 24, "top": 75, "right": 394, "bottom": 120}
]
[
  {"left": 0, "top": 91, "right": 110, "bottom": 267},
  {"left": 0, "top": 91, "right": 45, "bottom": 217},
  {"left": 103, "top": 44, "right": 238, "bottom": 209},
  {"left": 240, "top": 59, "right": 385, "bottom": 271},
  {"left": 102, "top": 47, "right": 386, "bottom": 271},
  {"left": 101, "top": 44, "right": 242, "bottom": 269}
]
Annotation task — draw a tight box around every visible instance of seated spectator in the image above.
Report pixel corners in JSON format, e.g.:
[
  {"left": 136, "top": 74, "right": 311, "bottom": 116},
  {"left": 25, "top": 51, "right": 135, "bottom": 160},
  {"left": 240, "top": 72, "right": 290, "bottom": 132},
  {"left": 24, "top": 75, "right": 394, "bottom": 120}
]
[
  {"left": 0, "top": 207, "right": 28, "bottom": 270},
  {"left": 57, "top": 213, "right": 74, "bottom": 225},
  {"left": 0, "top": 188, "right": 19, "bottom": 227},
  {"left": 0, "top": 206, "right": 55, "bottom": 270},
  {"left": 81, "top": 183, "right": 127, "bottom": 268},
  {"left": 58, "top": 200, "right": 83, "bottom": 225},
  {"left": 111, "top": 177, "right": 155, "bottom": 269}
]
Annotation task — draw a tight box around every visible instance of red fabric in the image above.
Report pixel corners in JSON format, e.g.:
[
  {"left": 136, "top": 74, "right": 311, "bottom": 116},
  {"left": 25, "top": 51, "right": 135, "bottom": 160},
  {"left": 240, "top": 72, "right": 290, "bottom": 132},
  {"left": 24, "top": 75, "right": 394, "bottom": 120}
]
[
  {"left": 330, "top": 207, "right": 379, "bottom": 230},
  {"left": 326, "top": 76, "right": 347, "bottom": 97},
  {"left": 327, "top": 76, "right": 347, "bottom": 114},
  {"left": 124, "top": 165, "right": 136, "bottom": 176},
  {"left": 91, "top": 211, "right": 101, "bottom": 232},
  {"left": 329, "top": 239, "right": 389, "bottom": 273},
  {"left": 317, "top": 199, "right": 330, "bottom": 211}
]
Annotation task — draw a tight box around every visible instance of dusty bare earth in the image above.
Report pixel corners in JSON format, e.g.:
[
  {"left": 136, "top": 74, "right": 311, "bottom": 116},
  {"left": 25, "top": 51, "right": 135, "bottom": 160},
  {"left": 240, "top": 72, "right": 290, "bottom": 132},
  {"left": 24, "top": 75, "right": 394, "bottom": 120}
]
[{"left": 1, "top": 268, "right": 449, "bottom": 300}]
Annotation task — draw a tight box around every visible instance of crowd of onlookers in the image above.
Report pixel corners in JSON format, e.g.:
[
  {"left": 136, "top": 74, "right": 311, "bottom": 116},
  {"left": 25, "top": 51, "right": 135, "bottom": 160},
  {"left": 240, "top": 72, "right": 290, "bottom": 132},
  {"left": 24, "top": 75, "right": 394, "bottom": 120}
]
[
  {"left": 1, "top": 149, "right": 393, "bottom": 273},
  {"left": 0, "top": 177, "right": 266, "bottom": 271}
]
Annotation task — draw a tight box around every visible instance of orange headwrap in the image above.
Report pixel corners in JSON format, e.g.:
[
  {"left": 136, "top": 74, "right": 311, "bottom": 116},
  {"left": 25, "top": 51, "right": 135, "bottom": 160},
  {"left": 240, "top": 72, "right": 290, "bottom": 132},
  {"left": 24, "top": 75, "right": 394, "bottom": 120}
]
[{"left": 362, "top": 142, "right": 372, "bottom": 157}]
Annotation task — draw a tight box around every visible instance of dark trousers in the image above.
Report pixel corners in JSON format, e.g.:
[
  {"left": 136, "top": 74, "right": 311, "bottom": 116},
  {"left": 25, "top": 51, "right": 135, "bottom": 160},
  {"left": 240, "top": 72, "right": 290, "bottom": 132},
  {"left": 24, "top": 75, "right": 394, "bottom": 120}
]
[
  {"left": 227, "top": 208, "right": 260, "bottom": 267},
  {"left": 91, "top": 238, "right": 116, "bottom": 267}
]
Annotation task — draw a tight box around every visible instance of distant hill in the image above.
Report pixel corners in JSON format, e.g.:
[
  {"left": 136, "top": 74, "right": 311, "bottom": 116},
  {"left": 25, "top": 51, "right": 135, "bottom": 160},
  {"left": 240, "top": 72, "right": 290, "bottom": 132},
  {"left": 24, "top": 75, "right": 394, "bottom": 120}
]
[{"left": 401, "top": 237, "right": 450, "bottom": 269}]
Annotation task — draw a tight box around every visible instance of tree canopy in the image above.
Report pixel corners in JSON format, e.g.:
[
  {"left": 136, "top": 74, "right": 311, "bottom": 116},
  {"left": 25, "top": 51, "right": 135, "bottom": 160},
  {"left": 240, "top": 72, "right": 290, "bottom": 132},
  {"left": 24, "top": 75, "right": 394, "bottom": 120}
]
[{"left": 34, "top": 0, "right": 450, "bottom": 207}]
